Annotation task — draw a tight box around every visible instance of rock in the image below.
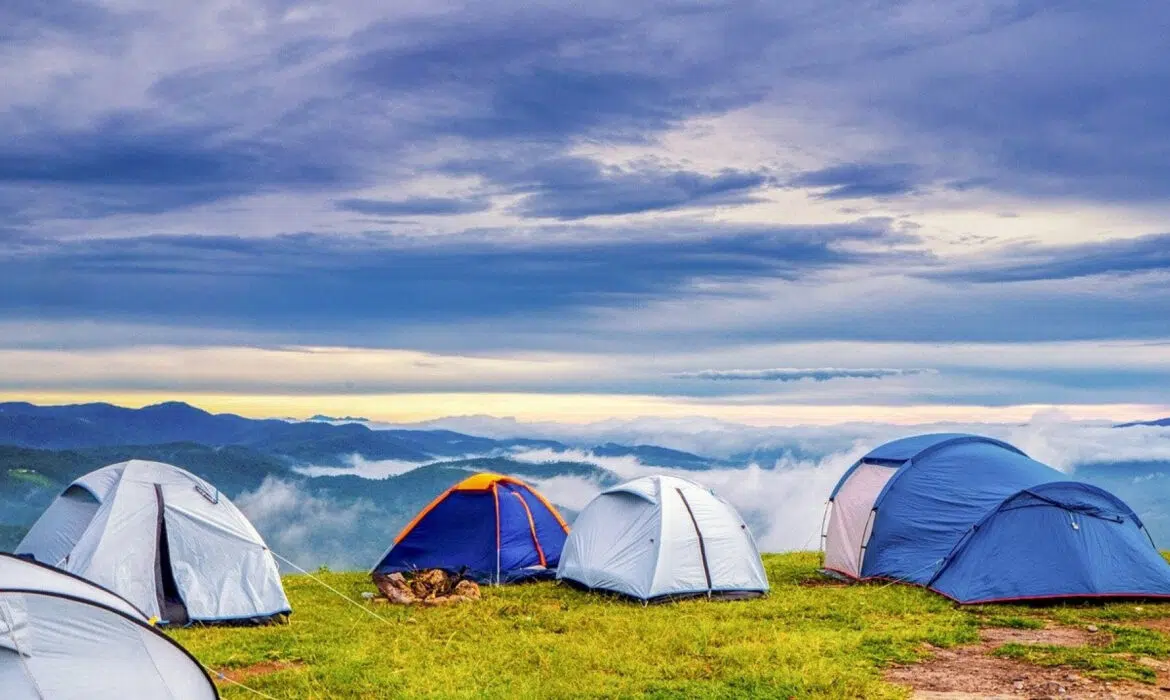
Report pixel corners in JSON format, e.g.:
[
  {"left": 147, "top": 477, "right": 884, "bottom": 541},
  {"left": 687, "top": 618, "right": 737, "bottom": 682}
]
[
  {"left": 1013, "top": 681, "right": 1025, "bottom": 690},
  {"left": 454, "top": 580, "right": 481, "bottom": 600},
  {"left": 1087, "top": 624, "right": 1099, "bottom": 633}
]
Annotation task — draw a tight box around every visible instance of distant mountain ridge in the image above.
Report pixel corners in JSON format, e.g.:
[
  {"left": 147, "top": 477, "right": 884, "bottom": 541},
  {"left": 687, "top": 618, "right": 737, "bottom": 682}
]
[
  {"left": 1116, "top": 417, "right": 1170, "bottom": 428},
  {"left": 0, "top": 401, "right": 717, "bottom": 469},
  {"left": 0, "top": 401, "right": 552, "bottom": 464}
]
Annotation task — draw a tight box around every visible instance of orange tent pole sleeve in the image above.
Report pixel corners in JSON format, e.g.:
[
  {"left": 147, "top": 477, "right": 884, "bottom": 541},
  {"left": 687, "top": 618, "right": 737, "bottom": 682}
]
[
  {"left": 518, "top": 483, "right": 571, "bottom": 533},
  {"left": 492, "top": 482, "right": 501, "bottom": 584}
]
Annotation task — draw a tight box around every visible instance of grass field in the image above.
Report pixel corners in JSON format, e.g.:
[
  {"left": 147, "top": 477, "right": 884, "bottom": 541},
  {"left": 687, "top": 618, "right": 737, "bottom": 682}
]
[{"left": 171, "top": 552, "right": 1170, "bottom": 699}]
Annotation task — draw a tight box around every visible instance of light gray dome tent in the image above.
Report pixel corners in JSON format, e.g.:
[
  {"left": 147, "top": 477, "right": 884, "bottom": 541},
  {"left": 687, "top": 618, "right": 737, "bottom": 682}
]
[
  {"left": 557, "top": 475, "right": 769, "bottom": 601},
  {"left": 16, "top": 460, "right": 290, "bottom": 625},
  {"left": 0, "top": 553, "right": 219, "bottom": 699}
]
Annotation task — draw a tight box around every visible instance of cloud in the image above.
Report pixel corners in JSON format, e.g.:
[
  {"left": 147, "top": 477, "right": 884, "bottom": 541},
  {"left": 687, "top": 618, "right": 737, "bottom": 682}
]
[
  {"left": 334, "top": 197, "right": 491, "bottom": 216},
  {"left": 515, "top": 445, "right": 863, "bottom": 552},
  {"left": 933, "top": 233, "right": 1170, "bottom": 284},
  {"left": 0, "top": 0, "right": 131, "bottom": 44},
  {"left": 788, "top": 163, "right": 922, "bottom": 200},
  {"left": 446, "top": 156, "right": 771, "bottom": 219},
  {"left": 0, "top": 115, "right": 349, "bottom": 217},
  {"left": 0, "top": 222, "right": 913, "bottom": 334},
  {"left": 293, "top": 455, "right": 428, "bottom": 479},
  {"left": 673, "top": 367, "right": 935, "bottom": 382},
  {"left": 234, "top": 476, "right": 378, "bottom": 570},
  {"left": 340, "top": 5, "right": 771, "bottom": 145}
]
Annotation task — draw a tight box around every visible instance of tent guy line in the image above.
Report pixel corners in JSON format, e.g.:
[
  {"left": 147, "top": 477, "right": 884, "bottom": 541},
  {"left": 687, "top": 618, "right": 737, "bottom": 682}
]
[{"left": 269, "top": 550, "right": 396, "bottom": 626}]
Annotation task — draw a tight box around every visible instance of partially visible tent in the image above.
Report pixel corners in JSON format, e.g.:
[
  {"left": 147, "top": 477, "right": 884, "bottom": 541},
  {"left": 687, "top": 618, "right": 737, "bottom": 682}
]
[
  {"left": 823, "top": 433, "right": 1170, "bottom": 603},
  {"left": 557, "top": 475, "right": 769, "bottom": 601},
  {"left": 372, "top": 473, "right": 569, "bottom": 583},
  {"left": 16, "top": 460, "right": 290, "bottom": 624},
  {"left": 0, "top": 553, "right": 219, "bottom": 699}
]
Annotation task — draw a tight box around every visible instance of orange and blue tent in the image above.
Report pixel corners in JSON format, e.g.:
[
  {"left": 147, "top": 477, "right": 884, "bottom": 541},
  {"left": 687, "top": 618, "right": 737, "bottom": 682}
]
[{"left": 371, "top": 473, "right": 570, "bottom": 583}]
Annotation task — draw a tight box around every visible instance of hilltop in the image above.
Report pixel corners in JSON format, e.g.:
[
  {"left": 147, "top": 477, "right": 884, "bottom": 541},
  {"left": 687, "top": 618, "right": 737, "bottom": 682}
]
[{"left": 173, "top": 552, "right": 1170, "bottom": 699}]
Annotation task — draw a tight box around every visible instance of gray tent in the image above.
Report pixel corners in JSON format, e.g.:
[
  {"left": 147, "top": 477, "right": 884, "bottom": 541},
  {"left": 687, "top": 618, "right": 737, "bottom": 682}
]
[
  {"left": 557, "top": 475, "right": 769, "bottom": 601},
  {"left": 16, "top": 460, "right": 289, "bottom": 624},
  {"left": 0, "top": 553, "right": 218, "bottom": 698}
]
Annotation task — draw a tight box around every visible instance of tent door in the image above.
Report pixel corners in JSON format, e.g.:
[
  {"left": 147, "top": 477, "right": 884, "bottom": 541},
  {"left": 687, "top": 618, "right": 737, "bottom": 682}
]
[
  {"left": 153, "top": 486, "right": 189, "bottom": 626},
  {"left": 824, "top": 463, "right": 897, "bottom": 578}
]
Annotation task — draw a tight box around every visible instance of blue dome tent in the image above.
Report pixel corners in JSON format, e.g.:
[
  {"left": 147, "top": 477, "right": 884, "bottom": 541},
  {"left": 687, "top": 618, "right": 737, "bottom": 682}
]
[
  {"left": 372, "top": 473, "right": 569, "bottom": 584},
  {"left": 822, "top": 434, "right": 1170, "bottom": 604}
]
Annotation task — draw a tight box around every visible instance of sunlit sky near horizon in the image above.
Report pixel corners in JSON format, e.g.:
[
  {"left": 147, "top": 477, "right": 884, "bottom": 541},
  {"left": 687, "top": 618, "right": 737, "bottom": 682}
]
[{"left": 2, "top": 1, "right": 1169, "bottom": 424}]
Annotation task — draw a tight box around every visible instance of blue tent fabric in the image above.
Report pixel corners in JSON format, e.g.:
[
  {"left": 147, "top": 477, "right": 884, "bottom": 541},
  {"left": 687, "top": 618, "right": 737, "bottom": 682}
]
[
  {"left": 831, "top": 433, "right": 1170, "bottom": 603},
  {"left": 372, "top": 474, "right": 568, "bottom": 584},
  {"left": 378, "top": 491, "right": 499, "bottom": 579}
]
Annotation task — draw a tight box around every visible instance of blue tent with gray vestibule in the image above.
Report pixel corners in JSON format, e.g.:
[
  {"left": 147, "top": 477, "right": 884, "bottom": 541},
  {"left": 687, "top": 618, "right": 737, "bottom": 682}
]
[{"left": 822, "top": 433, "right": 1170, "bottom": 604}]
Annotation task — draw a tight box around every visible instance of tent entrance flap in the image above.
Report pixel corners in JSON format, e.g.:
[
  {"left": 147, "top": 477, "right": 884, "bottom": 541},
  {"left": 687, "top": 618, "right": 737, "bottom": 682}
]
[
  {"left": 824, "top": 463, "right": 897, "bottom": 578},
  {"left": 153, "top": 485, "right": 189, "bottom": 626}
]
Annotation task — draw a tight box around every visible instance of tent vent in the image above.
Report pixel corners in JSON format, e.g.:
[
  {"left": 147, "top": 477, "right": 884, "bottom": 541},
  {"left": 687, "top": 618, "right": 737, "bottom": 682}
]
[{"left": 194, "top": 483, "right": 219, "bottom": 504}]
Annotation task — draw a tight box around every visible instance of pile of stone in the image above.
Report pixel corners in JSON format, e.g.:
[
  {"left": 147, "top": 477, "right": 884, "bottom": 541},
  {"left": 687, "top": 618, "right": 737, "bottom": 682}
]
[{"left": 371, "top": 569, "right": 481, "bottom": 606}]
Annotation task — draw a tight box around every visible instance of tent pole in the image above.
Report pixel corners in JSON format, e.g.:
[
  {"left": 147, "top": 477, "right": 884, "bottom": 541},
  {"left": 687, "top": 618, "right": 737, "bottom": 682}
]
[{"left": 492, "top": 483, "right": 501, "bottom": 586}]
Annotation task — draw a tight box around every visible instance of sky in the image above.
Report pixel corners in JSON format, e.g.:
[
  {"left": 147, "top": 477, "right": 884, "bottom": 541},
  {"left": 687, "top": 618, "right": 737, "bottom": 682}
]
[{"left": 2, "top": 0, "right": 1169, "bottom": 424}]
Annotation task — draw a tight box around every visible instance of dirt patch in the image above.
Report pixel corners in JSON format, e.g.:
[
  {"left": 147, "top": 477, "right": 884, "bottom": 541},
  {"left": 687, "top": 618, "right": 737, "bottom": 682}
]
[
  {"left": 885, "top": 626, "right": 1162, "bottom": 699},
  {"left": 979, "top": 626, "right": 1101, "bottom": 648},
  {"left": 216, "top": 660, "right": 304, "bottom": 683}
]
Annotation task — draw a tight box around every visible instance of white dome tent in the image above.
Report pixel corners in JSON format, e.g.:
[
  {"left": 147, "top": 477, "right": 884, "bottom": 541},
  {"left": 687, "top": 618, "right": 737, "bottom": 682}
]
[
  {"left": 0, "top": 553, "right": 219, "bottom": 699},
  {"left": 557, "top": 475, "right": 769, "bottom": 601},
  {"left": 16, "top": 460, "right": 290, "bottom": 625}
]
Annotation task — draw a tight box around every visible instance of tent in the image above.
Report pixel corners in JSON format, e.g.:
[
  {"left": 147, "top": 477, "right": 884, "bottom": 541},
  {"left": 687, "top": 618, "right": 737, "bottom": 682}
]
[
  {"left": 0, "top": 553, "right": 219, "bottom": 699},
  {"left": 557, "top": 475, "right": 769, "bottom": 601},
  {"left": 16, "top": 459, "right": 290, "bottom": 625},
  {"left": 823, "top": 433, "right": 1170, "bottom": 603},
  {"left": 372, "top": 473, "right": 569, "bottom": 583}
]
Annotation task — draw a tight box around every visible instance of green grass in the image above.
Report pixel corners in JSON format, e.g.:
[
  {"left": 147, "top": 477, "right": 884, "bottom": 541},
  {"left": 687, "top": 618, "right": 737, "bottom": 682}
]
[{"left": 170, "top": 552, "right": 1170, "bottom": 699}]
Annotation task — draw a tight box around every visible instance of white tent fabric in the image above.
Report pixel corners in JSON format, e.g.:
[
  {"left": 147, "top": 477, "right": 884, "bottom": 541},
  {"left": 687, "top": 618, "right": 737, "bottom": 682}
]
[
  {"left": 822, "top": 463, "right": 897, "bottom": 578},
  {"left": 557, "top": 475, "right": 769, "bottom": 600},
  {"left": 0, "top": 554, "right": 146, "bottom": 621},
  {"left": 0, "top": 554, "right": 218, "bottom": 699},
  {"left": 16, "top": 460, "right": 289, "bottom": 624}
]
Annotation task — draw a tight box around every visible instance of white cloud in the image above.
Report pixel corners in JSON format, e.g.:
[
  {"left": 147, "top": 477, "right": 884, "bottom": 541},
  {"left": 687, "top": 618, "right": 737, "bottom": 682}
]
[
  {"left": 234, "top": 476, "right": 378, "bottom": 570},
  {"left": 293, "top": 455, "right": 428, "bottom": 479},
  {"left": 672, "top": 368, "right": 934, "bottom": 382}
]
